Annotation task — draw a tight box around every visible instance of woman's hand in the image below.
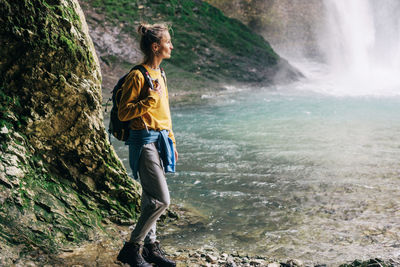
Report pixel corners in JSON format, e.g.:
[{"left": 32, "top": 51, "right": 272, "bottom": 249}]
[
  {"left": 174, "top": 149, "right": 179, "bottom": 162},
  {"left": 150, "top": 80, "right": 163, "bottom": 96}
]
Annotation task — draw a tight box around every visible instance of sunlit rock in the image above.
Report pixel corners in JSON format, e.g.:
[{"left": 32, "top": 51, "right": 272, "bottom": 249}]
[{"left": 0, "top": 0, "right": 140, "bottom": 262}]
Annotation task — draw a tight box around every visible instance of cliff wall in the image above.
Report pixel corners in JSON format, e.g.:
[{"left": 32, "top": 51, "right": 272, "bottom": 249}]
[
  {"left": 205, "top": 0, "right": 324, "bottom": 58},
  {"left": 0, "top": 0, "right": 140, "bottom": 264}
]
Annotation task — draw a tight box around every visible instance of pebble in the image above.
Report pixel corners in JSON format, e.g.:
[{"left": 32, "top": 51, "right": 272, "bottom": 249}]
[
  {"left": 119, "top": 230, "right": 128, "bottom": 236},
  {"left": 221, "top": 253, "right": 229, "bottom": 260},
  {"left": 291, "top": 259, "right": 304, "bottom": 266},
  {"left": 226, "top": 261, "right": 237, "bottom": 267},
  {"left": 0, "top": 126, "right": 9, "bottom": 134},
  {"left": 250, "top": 259, "right": 267, "bottom": 265},
  {"left": 189, "top": 252, "right": 201, "bottom": 258},
  {"left": 205, "top": 254, "right": 218, "bottom": 263}
]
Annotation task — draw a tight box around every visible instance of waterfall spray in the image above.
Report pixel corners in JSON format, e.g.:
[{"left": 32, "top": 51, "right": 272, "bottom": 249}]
[{"left": 317, "top": 0, "right": 400, "bottom": 96}]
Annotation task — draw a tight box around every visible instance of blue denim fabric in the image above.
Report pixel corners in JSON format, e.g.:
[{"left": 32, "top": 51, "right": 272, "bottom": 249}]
[{"left": 126, "top": 129, "right": 175, "bottom": 179}]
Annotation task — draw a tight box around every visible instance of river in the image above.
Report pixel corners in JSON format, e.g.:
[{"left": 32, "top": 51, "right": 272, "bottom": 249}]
[
  {"left": 108, "top": 0, "right": 400, "bottom": 264},
  {"left": 108, "top": 70, "right": 400, "bottom": 265}
]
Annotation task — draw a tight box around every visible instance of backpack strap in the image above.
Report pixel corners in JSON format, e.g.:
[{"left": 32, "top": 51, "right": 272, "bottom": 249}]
[
  {"left": 160, "top": 67, "right": 167, "bottom": 86},
  {"left": 129, "top": 64, "right": 164, "bottom": 133},
  {"left": 132, "top": 65, "right": 154, "bottom": 90},
  {"left": 131, "top": 65, "right": 167, "bottom": 87}
]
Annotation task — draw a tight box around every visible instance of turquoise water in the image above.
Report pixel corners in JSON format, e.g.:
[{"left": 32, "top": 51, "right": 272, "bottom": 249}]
[{"left": 110, "top": 86, "right": 400, "bottom": 264}]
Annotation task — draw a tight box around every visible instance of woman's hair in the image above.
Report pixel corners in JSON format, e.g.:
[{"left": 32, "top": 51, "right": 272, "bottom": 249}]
[{"left": 137, "top": 23, "right": 169, "bottom": 63}]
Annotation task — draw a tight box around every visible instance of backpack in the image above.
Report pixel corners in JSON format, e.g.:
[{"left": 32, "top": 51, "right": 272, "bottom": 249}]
[{"left": 107, "top": 65, "right": 166, "bottom": 142}]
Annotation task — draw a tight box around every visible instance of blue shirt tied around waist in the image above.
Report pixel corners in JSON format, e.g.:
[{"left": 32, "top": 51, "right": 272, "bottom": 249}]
[{"left": 126, "top": 129, "right": 175, "bottom": 179}]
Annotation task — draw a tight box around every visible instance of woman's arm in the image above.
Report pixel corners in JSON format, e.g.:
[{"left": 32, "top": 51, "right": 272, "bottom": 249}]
[{"left": 118, "top": 70, "right": 160, "bottom": 121}]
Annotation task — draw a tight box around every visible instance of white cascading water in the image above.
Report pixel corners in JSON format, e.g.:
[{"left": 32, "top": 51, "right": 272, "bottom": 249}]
[{"left": 315, "top": 0, "right": 400, "bottom": 96}]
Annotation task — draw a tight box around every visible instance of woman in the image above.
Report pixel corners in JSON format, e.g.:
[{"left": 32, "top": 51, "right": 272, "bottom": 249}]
[{"left": 116, "top": 23, "right": 177, "bottom": 267}]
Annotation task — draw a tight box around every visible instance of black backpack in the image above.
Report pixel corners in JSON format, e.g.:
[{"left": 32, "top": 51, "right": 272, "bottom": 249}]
[{"left": 107, "top": 65, "right": 165, "bottom": 142}]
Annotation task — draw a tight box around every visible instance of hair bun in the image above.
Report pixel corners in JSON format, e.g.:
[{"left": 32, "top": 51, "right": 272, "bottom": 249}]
[{"left": 138, "top": 24, "right": 148, "bottom": 36}]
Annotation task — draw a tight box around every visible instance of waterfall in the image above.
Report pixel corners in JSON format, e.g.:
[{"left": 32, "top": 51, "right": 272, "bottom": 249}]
[{"left": 318, "top": 0, "right": 400, "bottom": 96}]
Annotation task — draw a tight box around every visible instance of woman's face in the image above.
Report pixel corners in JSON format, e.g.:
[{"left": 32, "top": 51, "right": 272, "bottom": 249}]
[{"left": 157, "top": 31, "right": 173, "bottom": 59}]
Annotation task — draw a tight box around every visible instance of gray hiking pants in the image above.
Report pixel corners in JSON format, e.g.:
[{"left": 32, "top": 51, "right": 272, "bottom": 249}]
[{"left": 129, "top": 142, "right": 170, "bottom": 244}]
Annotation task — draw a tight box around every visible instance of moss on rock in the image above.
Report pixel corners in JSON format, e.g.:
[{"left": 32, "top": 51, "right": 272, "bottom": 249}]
[{"left": 0, "top": 0, "right": 140, "bottom": 262}]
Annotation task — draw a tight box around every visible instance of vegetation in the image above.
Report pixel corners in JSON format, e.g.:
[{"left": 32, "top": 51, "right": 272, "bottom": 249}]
[{"left": 80, "top": 0, "right": 285, "bottom": 98}]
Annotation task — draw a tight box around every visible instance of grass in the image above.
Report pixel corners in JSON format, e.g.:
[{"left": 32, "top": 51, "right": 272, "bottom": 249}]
[{"left": 81, "top": 0, "right": 282, "bottom": 95}]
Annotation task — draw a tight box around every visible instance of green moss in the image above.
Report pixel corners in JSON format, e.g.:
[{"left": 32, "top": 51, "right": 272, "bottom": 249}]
[
  {"left": 0, "top": 87, "right": 19, "bottom": 130},
  {"left": 0, "top": 146, "right": 113, "bottom": 252},
  {"left": 60, "top": 34, "right": 76, "bottom": 54},
  {"left": 65, "top": 6, "right": 82, "bottom": 26}
]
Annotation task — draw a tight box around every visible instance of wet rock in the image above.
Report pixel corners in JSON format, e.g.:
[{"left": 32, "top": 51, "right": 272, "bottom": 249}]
[
  {"left": 286, "top": 259, "right": 304, "bottom": 266},
  {"left": 204, "top": 0, "right": 323, "bottom": 58},
  {"left": 0, "top": 0, "right": 141, "bottom": 261},
  {"left": 0, "top": 126, "right": 9, "bottom": 134},
  {"left": 268, "top": 263, "right": 281, "bottom": 267},
  {"left": 241, "top": 256, "right": 250, "bottom": 263},
  {"left": 190, "top": 252, "right": 201, "bottom": 258},
  {"left": 5, "top": 166, "right": 24, "bottom": 178},
  {"left": 220, "top": 253, "right": 229, "bottom": 260},
  {"left": 0, "top": 173, "right": 13, "bottom": 189},
  {"left": 250, "top": 258, "right": 267, "bottom": 266},
  {"left": 206, "top": 254, "right": 218, "bottom": 263},
  {"left": 225, "top": 260, "right": 238, "bottom": 267},
  {"left": 15, "top": 260, "right": 37, "bottom": 267}
]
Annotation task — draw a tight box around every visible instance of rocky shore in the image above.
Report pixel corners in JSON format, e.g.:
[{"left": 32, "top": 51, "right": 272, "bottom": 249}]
[
  {"left": 10, "top": 233, "right": 399, "bottom": 267},
  {"left": 7, "top": 204, "right": 399, "bottom": 266}
]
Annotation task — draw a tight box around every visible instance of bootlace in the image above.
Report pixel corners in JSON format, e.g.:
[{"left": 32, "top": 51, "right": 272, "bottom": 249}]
[
  {"left": 137, "top": 256, "right": 147, "bottom": 264},
  {"left": 135, "top": 245, "right": 147, "bottom": 264},
  {"left": 154, "top": 242, "right": 167, "bottom": 256}
]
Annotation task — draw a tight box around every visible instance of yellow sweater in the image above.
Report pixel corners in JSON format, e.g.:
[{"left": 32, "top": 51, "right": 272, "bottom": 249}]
[{"left": 118, "top": 64, "right": 176, "bottom": 145}]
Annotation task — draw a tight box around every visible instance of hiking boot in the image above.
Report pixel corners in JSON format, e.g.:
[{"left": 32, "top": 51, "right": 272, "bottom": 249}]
[
  {"left": 117, "top": 242, "right": 152, "bottom": 267},
  {"left": 143, "top": 241, "right": 176, "bottom": 267}
]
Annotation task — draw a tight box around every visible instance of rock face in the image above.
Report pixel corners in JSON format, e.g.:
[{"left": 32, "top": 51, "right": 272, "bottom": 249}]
[
  {"left": 0, "top": 0, "right": 140, "bottom": 264},
  {"left": 205, "top": 0, "right": 324, "bottom": 58}
]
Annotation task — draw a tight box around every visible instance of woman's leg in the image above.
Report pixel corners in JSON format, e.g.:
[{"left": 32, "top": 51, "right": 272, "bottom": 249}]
[
  {"left": 144, "top": 223, "right": 156, "bottom": 244},
  {"left": 129, "top": 142, "right": 170, "bottom": 244}
]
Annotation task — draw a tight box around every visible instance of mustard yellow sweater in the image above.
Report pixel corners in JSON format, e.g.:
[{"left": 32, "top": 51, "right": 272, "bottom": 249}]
[{"left": 118, "top": 64, "right": 175, "bottom": 145}]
